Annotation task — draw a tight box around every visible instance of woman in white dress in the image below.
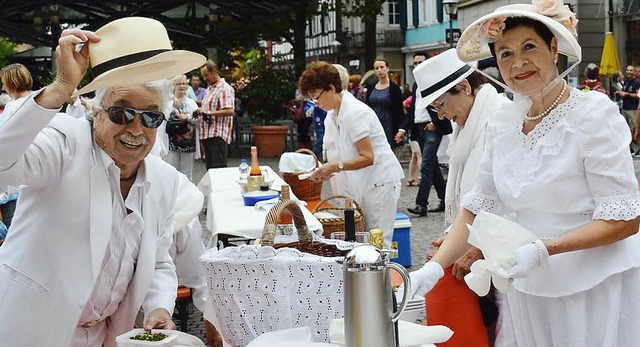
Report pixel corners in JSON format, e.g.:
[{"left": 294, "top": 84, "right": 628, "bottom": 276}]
[
  {"left": 407, "top": 1, "right": 640, "bottom": 346},
  {"left": 299, "top": 61, "right": 404, "bottom": 248}
]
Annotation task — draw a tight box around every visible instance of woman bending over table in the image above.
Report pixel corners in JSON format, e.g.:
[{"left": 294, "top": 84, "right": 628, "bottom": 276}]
[{"left": 299, "top": 61, "right": 404, "bottom": 248}]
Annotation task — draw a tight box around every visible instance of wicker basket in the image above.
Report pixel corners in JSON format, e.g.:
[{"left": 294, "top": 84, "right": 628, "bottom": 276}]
[
  {"left": 261, "top": 200, "right": 349, "bottom": 257},
  {"left": 312, "top": 195, "right": 365, "bottom": 238},
  {"left": 281, "top": 148, "right": 323, "bottom": 201}
]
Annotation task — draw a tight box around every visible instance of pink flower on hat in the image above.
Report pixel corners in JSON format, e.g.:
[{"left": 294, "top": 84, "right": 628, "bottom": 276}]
[
  {"left": 533, "top": 0, "right": 563, "bottom": 16},
  {"left": 481, "top": 16, "right": 507, "bottom": 42},
  {"left": 533, "top": 0, "right": 579, "bottom": 36},
  {"left": 555, "top": 8, "right": 578, "bottom": 36}
]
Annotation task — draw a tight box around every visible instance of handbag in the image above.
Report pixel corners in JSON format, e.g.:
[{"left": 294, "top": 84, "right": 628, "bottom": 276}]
[{"left": 166, "top": 118, "right": 190, "bottom": 135}]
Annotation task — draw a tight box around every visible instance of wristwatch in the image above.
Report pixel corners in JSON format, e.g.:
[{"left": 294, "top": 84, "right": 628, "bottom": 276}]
[{"left": 337, "top": 161, "right": 344, "bottom": 172}]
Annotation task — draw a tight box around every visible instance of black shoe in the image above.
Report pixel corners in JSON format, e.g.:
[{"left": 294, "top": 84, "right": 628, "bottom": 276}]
[
  {"left": 428, "top": 201, "right": 445, "bottom": 213},
  {"left": 407, "top": 205, "right": 427, "bottom": 216}
]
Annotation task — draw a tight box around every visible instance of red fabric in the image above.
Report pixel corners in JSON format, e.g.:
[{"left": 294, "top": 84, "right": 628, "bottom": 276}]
[{"left": 425, "top": 264, "right": 489, "bottom": 347}]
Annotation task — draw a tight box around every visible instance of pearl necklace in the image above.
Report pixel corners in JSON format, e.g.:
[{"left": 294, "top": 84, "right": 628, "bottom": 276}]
[{"left": 524, "top": 81, "right": 567, "bottom": 122}]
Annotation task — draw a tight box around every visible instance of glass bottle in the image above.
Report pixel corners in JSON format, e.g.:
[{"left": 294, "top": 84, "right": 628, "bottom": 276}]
[
  {"left": 238, "top": 159, "right": 249, "bottom": 181},
  {"left": 277, "top": 184, "right": 294, "bottom": 236},
  {"left": 246, "top": 146, "right": 264, "bottom": 191},
  {"left": 250, "top": 146, "right": 261, "bottom": 176},
  {"left": 344, "top": 198, "right": 356, "bottom": 242}
]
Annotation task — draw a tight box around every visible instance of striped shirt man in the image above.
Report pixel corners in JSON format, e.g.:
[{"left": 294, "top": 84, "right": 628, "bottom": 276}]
[{"left": 199, "top": 78, "right": 235, "bottom": 144}]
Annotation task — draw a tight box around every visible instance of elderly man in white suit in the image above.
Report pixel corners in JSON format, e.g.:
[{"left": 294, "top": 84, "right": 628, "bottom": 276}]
[{"left": 0, "top": 18, "right": 205, "bottom": 347}]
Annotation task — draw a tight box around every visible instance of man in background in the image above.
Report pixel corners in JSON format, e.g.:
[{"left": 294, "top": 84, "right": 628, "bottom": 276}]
[
  {"left": 578, "top": 63, "right": 607, "bottom": 94},
  {"left": 396, "top": 52, "right": 452, "bottom": 217},
  {"left": 616, "top": 65, "right": 640, "bottom": 154},
  {"left": 198, "top": 60, "right": 235, "bottom": 168},
  {"left": 189, "top": 75, "right": 206, "bottom": 106}
]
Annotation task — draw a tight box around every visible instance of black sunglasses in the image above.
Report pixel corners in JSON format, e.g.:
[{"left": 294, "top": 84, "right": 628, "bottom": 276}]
[{"left": 104, "top": 106, "right": 165, "bottom": 129}]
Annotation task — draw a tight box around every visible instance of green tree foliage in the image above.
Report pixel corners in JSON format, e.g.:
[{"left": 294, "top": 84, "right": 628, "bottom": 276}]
[
  {"left": 237, "top": 50, "right": 297, "bottom": 124},
  {"left": 0, "top": 37, "right": 17, "bottom": 67}
]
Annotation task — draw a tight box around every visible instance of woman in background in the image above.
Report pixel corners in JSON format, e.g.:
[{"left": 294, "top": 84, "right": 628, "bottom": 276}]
[
  {"left": 348, "top": 74, "right": 367, "bottom": 103},
  {"left": 166, "top": 74, "right": 199, "bottom": 180},
  {"left": 610, "top": 70, "right": 624, "bottom": 110},
  {"left": 367, "top": 58, "right": 404, "bottom": 148},
  {"left": 0, "top": 63, "right": 32, "bottom": 114}
]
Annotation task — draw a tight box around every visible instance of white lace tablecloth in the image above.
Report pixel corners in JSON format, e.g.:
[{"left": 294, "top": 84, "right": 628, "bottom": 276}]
[
  {"left": 197, "top": 166, "right": 323, "bottom": 246},
  {"left": 201, "top": 245, "right": 344, "bottom": 347}
]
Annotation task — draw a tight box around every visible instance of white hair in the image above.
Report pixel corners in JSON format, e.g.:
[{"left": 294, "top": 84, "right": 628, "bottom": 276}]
[
  {"left": 332, "top": 64, "right": 349, "bottom": 90},
  {"left": 91, "top": 78, "right": 173, "bottom": 112}
]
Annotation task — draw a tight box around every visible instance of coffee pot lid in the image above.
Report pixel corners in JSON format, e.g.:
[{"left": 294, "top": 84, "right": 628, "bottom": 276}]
[{"left": 344, "top": 245, "right": 387, "bottom": 269}]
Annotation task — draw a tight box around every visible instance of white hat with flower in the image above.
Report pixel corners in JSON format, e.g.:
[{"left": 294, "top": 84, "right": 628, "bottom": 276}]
[{"left": 456, "top": 0, "right": 581, "bottom": 64}]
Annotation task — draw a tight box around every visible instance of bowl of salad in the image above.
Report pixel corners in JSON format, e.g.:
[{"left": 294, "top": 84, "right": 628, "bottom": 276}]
[{"left": 115, "top": 329, "right": 178, "bottom": 347}]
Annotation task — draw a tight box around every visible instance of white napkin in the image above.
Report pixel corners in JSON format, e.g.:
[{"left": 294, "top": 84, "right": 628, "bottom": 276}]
[
  {"left": 329, "top": 319, "right": 453, "bottom": 347},
  {"left": 174, "top": 331, "right": 207, "bottom": 346},
  {"left": 246, "top": 327, "right": 339, "bottom": 347},
  {"left": 463, "top": 211, "right": 538, "bottom": 296},
  {"left": 279, "top": 153, "right": 317, "bottom": 173},
  {"left": 254, "top": 198, "right": 306, "bottom": 211}
]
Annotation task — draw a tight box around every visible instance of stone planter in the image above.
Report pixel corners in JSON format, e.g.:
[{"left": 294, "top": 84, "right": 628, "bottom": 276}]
[{"left": 251, "top": 125, "right": 289, "bottom": 157}]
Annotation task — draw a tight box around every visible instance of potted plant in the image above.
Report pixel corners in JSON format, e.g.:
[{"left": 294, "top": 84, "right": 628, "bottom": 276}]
[{"left": 239, "top": 53, "right": 297, "bottom": 157}]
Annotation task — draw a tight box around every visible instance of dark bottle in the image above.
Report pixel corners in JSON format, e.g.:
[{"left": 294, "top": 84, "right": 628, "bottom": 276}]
[{"left": 344, "top": 198, "right": 356, "bottom": 242}]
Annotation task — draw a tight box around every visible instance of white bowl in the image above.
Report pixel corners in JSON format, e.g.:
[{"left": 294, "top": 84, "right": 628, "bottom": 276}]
[{"left": 115, "top": 329, "right": 178, "bottom": 347}]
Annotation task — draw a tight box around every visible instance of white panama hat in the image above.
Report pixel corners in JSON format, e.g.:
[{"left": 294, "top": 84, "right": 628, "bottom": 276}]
[
  {"left": 456, "top": 0, "right": 581, "bottom": 64},
  {"left": 74, "top": 17, "right": 206, "bottom": 96},
  {"left": 414, "top": 49, "right": 477, "bottom": 110}
]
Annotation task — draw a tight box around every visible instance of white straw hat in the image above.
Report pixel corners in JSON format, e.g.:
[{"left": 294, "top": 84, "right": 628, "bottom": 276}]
[
  {"left": 456, "top": 0, "right": 581, "bottom": 64},
  {"left": 414, "top": 49, "right": 477, "bottom": 109},
  {"left": 75, "top": 17, "right": 206, "bottom": 96}
]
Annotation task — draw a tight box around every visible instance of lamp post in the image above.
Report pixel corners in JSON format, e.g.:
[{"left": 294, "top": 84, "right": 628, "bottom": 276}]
[{"left": 443, "top": 0, "right": 459, "bottom": 48}]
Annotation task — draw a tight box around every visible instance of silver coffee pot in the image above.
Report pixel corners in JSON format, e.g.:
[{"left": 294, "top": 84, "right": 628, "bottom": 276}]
[{"left": 342, "top": 245, "right": 410, "bottom": 347}]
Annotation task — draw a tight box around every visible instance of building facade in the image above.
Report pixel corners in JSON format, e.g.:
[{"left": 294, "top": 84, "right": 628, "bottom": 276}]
[
  {"left": 402, "top": 0, "right": 454, "bottom": 86},
  {"left": 271, "top": 1, "right": 407, "bottom": 85}
]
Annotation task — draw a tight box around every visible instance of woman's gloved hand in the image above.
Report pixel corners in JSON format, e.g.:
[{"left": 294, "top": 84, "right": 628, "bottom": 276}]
[
  {"left": 507, "top": 239, "right": 549, "bottom": 279},
  {"left": 397, "top": 262, "right": 444, "bottom": 301}
]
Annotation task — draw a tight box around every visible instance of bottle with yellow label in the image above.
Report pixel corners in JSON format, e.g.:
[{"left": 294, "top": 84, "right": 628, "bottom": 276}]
[{"left": 246, "top": 146, "right": 264, "bottom": 191}]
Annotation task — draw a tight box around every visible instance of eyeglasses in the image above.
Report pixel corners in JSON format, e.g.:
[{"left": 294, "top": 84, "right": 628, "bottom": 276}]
[
  {"left": 429, "top": 92, "right": 451, "bottom": 113},
  {"left": 101, "top": 106, "right": 165, "bottom": 128},
  {"left": 310, "top": 90, "right": 325, "bottom": 103}
]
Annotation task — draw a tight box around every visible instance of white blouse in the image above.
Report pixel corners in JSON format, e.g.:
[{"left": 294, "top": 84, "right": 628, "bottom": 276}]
[
  {"left": 461, "top": 89, "right": 640, "bottom": 297},
  {"left": 329, "top": 91, "right": 404, "bottom": 199}
]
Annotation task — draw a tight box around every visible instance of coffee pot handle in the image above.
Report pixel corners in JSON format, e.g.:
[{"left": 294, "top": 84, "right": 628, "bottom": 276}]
[{"left": 386, "top": 262, "right": 410, "bottom": 323}]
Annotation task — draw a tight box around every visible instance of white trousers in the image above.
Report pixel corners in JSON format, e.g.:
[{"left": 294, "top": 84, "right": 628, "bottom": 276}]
[
  {"left": 165, "top": 151, "right": 194, "bottom": 181},
  {"left": 359, "top": 180, "right": 401, "bottom": 249}
]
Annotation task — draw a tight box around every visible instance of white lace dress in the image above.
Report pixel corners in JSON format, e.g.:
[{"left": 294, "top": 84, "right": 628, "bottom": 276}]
[{"left": 461, "top": 89, "right": 640, "bottom": 347}]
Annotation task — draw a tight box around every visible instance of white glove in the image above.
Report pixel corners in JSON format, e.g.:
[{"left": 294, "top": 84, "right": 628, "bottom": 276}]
[
  {"left": 506, "top": 239, "right": 549, "bottom": 279},
  {"left": 397, "top": 262, "right": 444, "bottom": 302}
]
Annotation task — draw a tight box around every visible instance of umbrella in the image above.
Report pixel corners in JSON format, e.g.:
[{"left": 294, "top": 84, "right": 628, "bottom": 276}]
[{"left": 600, "top": 32, "right": 621, "bottom": 77}]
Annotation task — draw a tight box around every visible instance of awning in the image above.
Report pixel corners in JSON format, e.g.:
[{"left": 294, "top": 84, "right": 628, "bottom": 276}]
[{"left": 600, "top": 32, "right": 621, "bottom": 77}]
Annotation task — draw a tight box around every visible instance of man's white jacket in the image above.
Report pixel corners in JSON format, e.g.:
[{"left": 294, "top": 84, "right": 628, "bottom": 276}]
[{"left": 0, "top": 93, "right": 180, "bottom": 346}]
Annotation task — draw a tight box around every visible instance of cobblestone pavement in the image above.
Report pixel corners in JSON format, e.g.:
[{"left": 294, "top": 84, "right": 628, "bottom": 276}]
[{"left": 180, "top": 149, "right": 640, "bottom": 344}]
